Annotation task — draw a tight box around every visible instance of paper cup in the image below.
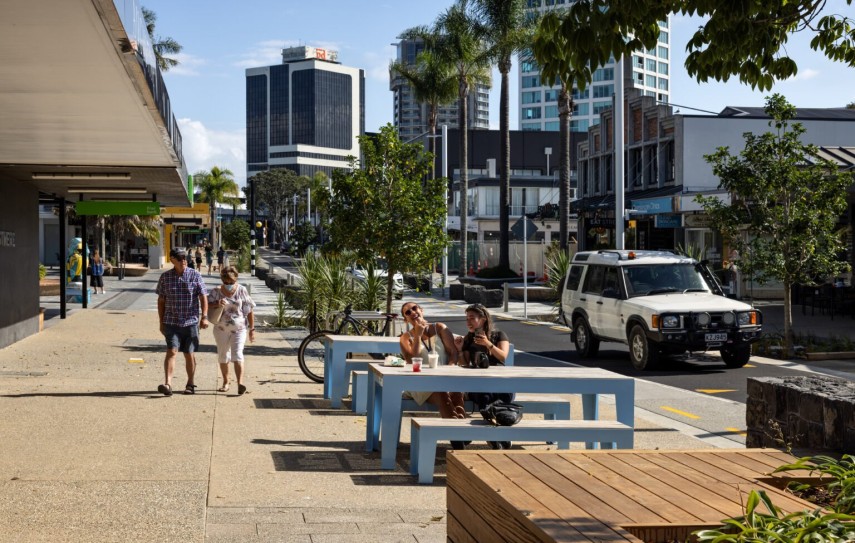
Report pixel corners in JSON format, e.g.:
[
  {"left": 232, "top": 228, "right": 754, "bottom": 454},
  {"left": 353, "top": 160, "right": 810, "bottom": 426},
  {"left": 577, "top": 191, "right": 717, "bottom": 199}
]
[
  {"left": 428, "top": 353, "right": 439, "bottom": 369},
  {"left": 411, "top": 357, "right": 422, "bottom": 372}
]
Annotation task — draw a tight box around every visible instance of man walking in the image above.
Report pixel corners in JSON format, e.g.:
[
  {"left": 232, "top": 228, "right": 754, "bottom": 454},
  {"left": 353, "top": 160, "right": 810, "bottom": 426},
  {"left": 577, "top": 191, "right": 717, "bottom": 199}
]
[{"left": 156, "top": 247, "right": 209, "bottom": 396}]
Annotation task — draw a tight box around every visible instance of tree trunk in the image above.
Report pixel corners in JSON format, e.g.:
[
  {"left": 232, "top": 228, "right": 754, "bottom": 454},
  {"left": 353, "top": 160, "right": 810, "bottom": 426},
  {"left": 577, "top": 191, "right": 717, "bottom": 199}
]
[
  {"left": 499, "top": 61, "right": 511, "bottom": 270},
  {"left": 783, "top": 280, "right": 793, "bottom": 356},
  {"left": 559, "top": 85, "right": 573, "bottom": 250},
  {"left": 386, "top": 270, "right": 394, "bottom": 315},
  {"left": 459, "top": 78, "right": 469, "bottom": 279}
]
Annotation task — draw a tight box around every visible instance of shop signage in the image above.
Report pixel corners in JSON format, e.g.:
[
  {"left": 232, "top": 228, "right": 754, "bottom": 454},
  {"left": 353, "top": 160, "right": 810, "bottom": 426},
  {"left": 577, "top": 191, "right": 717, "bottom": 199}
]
[
  {"left": 0, "top": 230, "right": 15, "bottom": 247},
  {"left": 588, "top": 217, "right": 615, "bottom": 227},
  {"left": 75, "top": 201, "right": 160, "bottom": 216},
  {"left": 683, "top": 214, "right": 715, "bottom": 228},
  {"left": 632, "top": 196, "right": 673, "bottom": 214},
  {"left": 655, "top": 213, "right": 682, "bottom": 228}
]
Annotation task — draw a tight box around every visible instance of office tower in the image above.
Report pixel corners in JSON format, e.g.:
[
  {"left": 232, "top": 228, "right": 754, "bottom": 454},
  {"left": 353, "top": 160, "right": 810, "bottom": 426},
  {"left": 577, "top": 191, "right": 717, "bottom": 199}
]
[
  {"left": 246, "top": 46, "right": 365, "bottom": 179},
  {"left": 390, "top": 38, "right": 490, "bottom": 141},
  {"left": 521, "top": 1, "right": 670, "bottom": 137}
]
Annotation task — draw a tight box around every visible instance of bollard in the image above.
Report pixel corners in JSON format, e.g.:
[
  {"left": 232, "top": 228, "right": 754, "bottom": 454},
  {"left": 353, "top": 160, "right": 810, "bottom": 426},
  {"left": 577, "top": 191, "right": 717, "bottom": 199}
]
[
  {"left": 503, "top": 283, "right": 509, "bottom": 312},
  {"left": 246, "top": 283, "right": 252, "bottom": 295}
]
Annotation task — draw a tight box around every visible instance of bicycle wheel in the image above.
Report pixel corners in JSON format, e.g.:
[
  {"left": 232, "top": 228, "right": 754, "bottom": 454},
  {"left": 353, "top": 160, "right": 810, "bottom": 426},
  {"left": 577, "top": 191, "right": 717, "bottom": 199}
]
[{"left": 297, "top": 330, "right": 334, "bottom": 383}]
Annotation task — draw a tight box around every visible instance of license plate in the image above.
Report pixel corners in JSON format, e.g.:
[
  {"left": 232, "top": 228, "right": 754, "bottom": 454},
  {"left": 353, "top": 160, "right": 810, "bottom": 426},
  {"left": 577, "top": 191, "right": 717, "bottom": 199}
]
[{"left": 705, "top": 333, "right": 727, "bottom": 342}]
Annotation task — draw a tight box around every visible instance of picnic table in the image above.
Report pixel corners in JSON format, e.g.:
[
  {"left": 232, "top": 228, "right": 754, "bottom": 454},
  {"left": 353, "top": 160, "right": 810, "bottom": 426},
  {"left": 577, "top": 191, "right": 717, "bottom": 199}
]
[
  {"left": 446, "top": 448, "right": 817, "bottom": 542},
  {"left": 365, "top": 364, "right": 635, "bottom": 470},
  {"left": 322, "top": 335, "right": 401, "bottom": 408}
]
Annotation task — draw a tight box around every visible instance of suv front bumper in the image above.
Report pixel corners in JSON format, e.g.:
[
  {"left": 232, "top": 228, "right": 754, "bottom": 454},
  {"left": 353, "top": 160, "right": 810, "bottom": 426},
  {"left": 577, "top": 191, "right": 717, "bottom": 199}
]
[{"left": 647, "top": 326, "right": 763, "bottom": 350}]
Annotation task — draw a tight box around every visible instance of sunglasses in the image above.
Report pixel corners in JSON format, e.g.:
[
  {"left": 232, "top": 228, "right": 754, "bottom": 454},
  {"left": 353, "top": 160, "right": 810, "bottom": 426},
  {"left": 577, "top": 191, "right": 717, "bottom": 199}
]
[{"left": 403, "top": 304, "right": 421, "bottom": 317}]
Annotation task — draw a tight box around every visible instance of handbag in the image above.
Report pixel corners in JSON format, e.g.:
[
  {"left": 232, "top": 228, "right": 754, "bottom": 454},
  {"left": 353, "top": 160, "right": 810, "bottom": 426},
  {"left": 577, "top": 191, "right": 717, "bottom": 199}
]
[{"left": 479, "top": 400, "right": 523, "bottom": 426}]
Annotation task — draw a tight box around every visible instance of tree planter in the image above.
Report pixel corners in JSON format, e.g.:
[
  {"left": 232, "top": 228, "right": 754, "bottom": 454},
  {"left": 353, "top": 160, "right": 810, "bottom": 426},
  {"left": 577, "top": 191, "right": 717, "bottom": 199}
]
[{"left": 804, "top": 351, "right": 855, "bottom": 361}]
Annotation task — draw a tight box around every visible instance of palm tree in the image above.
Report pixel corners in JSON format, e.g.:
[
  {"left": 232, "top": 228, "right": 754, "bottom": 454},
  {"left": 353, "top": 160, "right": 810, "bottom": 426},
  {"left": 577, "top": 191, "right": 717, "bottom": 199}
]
[
  {"left": 414, "top": 0, "right": 490, "bottom": 278},
  {"left": 194, "top": 167, "right": 240, "bottom": 250},
  {"left": 389, "top": 46, "right": 457, "bottom": 177},
  {"left": 474, "top": 0, "right": 537, "bottom": 271},
  {"left": 142, "top": 7, "right": 182, "bottom": 72}
]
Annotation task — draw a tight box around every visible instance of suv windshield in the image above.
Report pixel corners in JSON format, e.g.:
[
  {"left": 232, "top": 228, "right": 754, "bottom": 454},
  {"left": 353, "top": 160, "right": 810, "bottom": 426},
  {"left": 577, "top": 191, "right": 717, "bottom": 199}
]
[{"left": 623, "top": 264, "right": 710, "bottom": 297}]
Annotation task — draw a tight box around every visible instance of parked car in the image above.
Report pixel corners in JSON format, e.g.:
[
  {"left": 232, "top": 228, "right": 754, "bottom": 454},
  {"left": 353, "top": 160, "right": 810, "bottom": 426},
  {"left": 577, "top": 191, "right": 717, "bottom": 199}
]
[
  {"left": 560, "top": 250, "right": 763, "bottom": 370},
  {"left": 346, "top": 260, "right": 404, "bottom": 299}
]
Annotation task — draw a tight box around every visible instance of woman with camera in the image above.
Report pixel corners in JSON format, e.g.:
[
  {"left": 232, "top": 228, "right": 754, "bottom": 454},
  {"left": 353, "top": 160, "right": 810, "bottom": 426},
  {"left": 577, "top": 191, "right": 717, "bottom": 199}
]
[{"left": 461, "top": 303, "right": 513, "bottom": 449}]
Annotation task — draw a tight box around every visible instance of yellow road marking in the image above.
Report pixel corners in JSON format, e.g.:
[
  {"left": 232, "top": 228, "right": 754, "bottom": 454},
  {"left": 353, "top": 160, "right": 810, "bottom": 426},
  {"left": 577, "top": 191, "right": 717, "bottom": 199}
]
[
  {"left": 696, "top": 389, "right": 737, "bottom": 394},
  {"left": 128, "top": 358, "right": 145, "bottom": 364},
  {"left": 521, "top": 321, "right": 539, "bottom": 326},
  {"left": 725, "top": 427, "right": 747, "bottom": 436},
  {"left": 744, "top": 364, "right": 755, "bottom": 368},
  {"left": 660, "top": 406, "right": 700, "bottom": 420},
  {"left": 550, "top": 326, "right": 570, "bottom": 331}
]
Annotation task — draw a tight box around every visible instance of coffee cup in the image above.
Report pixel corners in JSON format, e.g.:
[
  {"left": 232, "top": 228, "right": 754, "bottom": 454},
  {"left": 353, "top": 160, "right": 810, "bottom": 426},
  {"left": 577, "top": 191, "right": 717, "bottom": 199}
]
[
  {"left": 427, "top": 353, "right": 439, "bottom": 369},
  {"left": 412, "top": 357, "right": 422, "bottom": 372}
]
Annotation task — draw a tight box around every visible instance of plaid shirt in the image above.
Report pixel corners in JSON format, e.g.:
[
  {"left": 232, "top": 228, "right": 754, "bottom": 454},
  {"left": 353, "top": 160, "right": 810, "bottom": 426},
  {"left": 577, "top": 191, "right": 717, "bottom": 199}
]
[{"left": 156, "top": 267, "right": 208, "bottom": 327}]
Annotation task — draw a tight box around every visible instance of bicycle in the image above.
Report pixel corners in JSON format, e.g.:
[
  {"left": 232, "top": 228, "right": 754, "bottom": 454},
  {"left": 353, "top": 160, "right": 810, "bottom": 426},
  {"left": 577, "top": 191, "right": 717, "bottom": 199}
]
[{"left": 297, "top": 304, "right": 399, "bottom": 383}]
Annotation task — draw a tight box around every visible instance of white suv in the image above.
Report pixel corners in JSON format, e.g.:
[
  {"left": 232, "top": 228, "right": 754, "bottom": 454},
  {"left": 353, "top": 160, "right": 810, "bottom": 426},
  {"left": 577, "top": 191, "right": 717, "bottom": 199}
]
[{"left": 560, "top": 250, "right": 763, "bottom": 370}]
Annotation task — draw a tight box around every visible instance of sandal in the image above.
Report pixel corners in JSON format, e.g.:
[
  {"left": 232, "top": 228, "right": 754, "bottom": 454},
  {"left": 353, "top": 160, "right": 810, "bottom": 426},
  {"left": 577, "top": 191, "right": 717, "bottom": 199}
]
[
  {"left": 237, "top": 384, "right": 247, "bottom": 395},
  {"left": 184, "top": 384, "right": 197, "bottom": 395},
  {"left": 217, "top": 384, "right": 230, "bottom": 393},
  {"left": 157, "top": 384, "right": 172, "bottom": 396}
]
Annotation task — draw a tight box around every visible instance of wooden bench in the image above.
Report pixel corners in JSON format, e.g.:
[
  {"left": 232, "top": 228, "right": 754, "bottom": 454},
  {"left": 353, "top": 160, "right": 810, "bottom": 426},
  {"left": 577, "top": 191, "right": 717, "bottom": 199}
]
[
  {"left": 350, "top": 344, "right": 516, "bottom": 414},
  {"left": 410, "top": 418, "right": 633, "bottom": 484}
]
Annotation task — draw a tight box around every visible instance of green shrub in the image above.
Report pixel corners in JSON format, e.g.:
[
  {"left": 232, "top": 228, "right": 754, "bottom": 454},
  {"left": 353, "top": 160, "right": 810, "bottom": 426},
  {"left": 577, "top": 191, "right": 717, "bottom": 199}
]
[
  {"left": 775, "top": 454, "right": 855, "bottom": 515},
  {"left": 38, "top": 263, "right": 47, "bottom": 281}
]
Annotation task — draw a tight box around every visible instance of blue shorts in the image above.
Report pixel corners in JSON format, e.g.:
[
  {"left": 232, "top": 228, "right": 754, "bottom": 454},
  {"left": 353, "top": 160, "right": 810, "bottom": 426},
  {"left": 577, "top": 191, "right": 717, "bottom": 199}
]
[{"left": 163, "top": 324, "right": 199, "bottom": 353}]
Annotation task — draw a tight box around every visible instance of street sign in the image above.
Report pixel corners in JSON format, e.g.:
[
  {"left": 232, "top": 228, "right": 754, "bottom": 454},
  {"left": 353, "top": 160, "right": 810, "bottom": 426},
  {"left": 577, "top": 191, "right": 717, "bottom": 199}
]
[
  {"left": 511, "top": 217, "right": 538, "bottom": 241},
  {"left": 75, "top": 201, "right": 160, "bottom": 216}
]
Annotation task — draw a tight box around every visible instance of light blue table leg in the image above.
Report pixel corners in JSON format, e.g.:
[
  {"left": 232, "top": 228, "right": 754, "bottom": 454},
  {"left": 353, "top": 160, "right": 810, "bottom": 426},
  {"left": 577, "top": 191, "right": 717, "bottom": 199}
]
[
  {"left": 381, "top": 385, "right": 403, "bottom": 470},
  {"left": 323, "top": 344, "right": 332, "bottom": 400},
  {"left": 581, "top": 393, "right": 600, "bottom": 449},
  {"left": 365, "top": 375, "right": 381, "bottom": 452},
  {"left": 615, "top": 381, "right": 635, "bottom": 448},
  {"left": 329, "top": 351, "right": 347, "bottom": 408}
]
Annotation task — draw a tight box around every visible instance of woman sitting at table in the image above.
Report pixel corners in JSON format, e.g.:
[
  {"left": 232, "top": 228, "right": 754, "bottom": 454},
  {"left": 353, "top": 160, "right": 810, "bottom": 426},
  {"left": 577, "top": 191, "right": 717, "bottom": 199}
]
[
  {"left": 399, "top": 302, "right": 468, "bottom": 443},
  {"left": 461, "top": 303, "right": 513, "bottom": 449}
]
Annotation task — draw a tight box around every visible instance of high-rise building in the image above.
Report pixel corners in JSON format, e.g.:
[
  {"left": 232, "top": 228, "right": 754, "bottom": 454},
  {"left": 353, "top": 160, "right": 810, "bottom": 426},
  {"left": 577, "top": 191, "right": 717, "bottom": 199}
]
[
  {"left": 520, "top": 1, "right": 670, "bottom": 137},
  {"left": 246, "top": 46, "right": 365, "bottom": 179},
  {"left": 390, "top": 38, "right": 490, "bottom": 141}
]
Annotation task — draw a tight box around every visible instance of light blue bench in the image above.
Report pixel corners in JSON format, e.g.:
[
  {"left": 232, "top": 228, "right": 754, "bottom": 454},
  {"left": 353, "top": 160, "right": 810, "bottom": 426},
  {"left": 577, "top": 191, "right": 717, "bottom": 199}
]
[
  {"left": 410, "top": 418, "right": 634, "bottom": 484},
  {"left": 350, "top": 344, "right": 516, "bottom": 414}
]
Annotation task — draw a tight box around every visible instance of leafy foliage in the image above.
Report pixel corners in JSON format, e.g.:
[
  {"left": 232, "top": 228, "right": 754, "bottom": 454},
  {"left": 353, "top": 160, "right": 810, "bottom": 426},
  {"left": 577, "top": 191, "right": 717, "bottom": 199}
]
[
  {"left": 694, "top": 489, "right": 855, "bottom": 542},
  {"left": 291, "top": 221, "right": 317, "bottom": 257},
  {"left": 221, "top": 220, "right": 249, "bottom": 251},
  {"left": 775, "top": 455, "right": 855, "bottom": 515},
  {"left": 696, "top": 94, "right": 852, "bottom": 352},
  {"left": 295, "top": 253, "right": 355, "bottom": 330},
  {"left": 544, "top": 243, "right": 571, "bottom": 304},
  {"left": 194, "top": 166, "right": 240, "bottom": 249},
  {"left": 38, "top": 263, "right": 47, "bottom": 281},
  {"left": 142, "top": 7, "right": 182, "bottom": 72},
  {"left": 327, "top": 125, "right": 447, "bottom": 313},
  {"left": 533, "top": 1, "right": 855, "bottom": 92},
  {"left": 251, "top": 169, "right": 309, "bottom": 245}
]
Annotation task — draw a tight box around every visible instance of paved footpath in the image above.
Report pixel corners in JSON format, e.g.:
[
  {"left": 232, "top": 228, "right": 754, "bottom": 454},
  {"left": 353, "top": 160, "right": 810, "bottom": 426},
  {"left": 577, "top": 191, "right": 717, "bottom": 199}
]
[{"left": 4, "top": 262, "right": 841, "bottom": 542}]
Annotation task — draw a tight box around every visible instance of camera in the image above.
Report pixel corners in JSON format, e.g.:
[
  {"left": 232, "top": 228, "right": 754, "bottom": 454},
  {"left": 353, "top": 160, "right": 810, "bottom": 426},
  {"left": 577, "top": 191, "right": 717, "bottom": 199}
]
[{"left": 474, "top": 351, "right": 490, "bottom": 369}]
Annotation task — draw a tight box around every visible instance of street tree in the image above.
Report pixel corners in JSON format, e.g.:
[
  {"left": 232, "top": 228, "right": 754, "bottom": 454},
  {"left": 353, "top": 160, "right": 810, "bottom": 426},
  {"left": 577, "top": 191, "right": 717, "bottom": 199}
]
[
  {"left": 532, "top": 10, "right": 588, "bottom": 252},
  {"left": 221, "top": 220, "right": 249, "bottom": 252},
  {"left": 533, "top": 0, "right": 854, "bottom": 93},
  {"left": 407, "top": 0, "right": 491, "bottom": 279},
  {"left": 194, "top": 166, "right": 241, "bottom": 250},
  {"left": 327, "top": 125, "right": 447, "bottom": 312},
  {"left": 474, "top": 0, "right": 538, "bottom": 271},
  {"left": 142, "top": 7, "right": 182, "bottom": 72},
  {"left": 696, "top": 94, "right": 852, "bottom": 354},
  {"left": 251, "top": 169, "right": 308, "bottom": 246},
  {"left": 389, "top": 45, "right": 457, "bottom": 176}
]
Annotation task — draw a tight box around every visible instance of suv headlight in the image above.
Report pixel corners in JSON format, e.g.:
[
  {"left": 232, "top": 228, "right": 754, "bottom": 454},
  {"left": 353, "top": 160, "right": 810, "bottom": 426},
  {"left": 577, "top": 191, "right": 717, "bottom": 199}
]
[
  {"left": 737, "top": 311, "right": 758, "bottom": 326},
  {"left": 661, "top": 315, "right": 680, "bottom": 329}
]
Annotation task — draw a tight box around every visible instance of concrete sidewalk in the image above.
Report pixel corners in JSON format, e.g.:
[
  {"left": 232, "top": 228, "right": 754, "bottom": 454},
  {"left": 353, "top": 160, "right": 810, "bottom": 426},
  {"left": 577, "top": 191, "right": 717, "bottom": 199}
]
[{"left": 1, "top": 266, "right": 738, "bottom": 542}]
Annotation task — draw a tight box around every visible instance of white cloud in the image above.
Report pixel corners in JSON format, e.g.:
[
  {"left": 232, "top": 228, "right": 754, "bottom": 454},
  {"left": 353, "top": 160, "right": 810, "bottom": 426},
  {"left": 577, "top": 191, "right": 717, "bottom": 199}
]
[
  {"left": 362, "top": 45, "right": 396, "bottom": 83},
  {"left": 786, "top": 68, "right": 820, "bottom": 82},
  {"left": 177, "top": 118, "right": 246, "bottom": 186},
  {"left": 166, "top": 52, "right": 207, "bottom": 76}
]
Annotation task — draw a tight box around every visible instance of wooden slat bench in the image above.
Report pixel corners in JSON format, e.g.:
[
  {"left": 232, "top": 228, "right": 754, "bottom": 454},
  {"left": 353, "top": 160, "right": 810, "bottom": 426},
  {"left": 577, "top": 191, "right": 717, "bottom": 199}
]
[
  {"left": 411, "top": 419, "right": 633, "bottom": 484},
  {"left": 445, "top": 449, "right": 820, "bottom": 542}
]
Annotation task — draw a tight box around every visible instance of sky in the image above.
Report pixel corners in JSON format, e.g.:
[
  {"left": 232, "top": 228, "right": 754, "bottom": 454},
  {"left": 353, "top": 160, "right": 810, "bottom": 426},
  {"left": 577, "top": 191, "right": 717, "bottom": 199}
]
[{"left": 142, "top": 0, "right": 855, "bottom": 187}]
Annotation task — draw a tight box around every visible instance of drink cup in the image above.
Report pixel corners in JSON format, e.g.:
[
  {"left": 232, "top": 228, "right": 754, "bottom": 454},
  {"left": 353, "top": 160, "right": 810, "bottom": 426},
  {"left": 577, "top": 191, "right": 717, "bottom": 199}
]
[
  {"left": 428, "top": 353, "right": 439, "bottom": 369},
  {"left": 411, "top": 357, "right": 422, "bottom": 372}
]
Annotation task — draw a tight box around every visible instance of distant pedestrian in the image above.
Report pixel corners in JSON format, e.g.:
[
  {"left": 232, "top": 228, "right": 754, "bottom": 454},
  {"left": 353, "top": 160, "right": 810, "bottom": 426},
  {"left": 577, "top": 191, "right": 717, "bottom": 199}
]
[
  {"left": 216, "top": 246, "right": 225, "bottom": 272},
  {"left": 208, "top": 265, "right": 256, "bottom": 395},
  {"left": 194, "top": 247, "right": 203, "bottom": 270},
  {"left": 186, "top": 246, "right": 195, "bottom": 269},
  {"left": 205, "top": 244, "right": 214, "bottom": 275},
  {"left": 155, "top": 247, "right": 209, "bottom": 396},
  {"left": 90, "top": 249, "right": 106, "bottom": 294}
]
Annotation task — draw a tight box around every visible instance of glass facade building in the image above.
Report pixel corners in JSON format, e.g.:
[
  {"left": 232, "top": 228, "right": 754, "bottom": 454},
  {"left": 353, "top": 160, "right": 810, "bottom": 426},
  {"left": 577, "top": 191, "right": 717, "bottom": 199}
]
[
  {"left": 521, "top": 1, "right": 670, "bottom": 137},
  {"left": 245, "top": 47, "right": 364, "bottom": 178}
]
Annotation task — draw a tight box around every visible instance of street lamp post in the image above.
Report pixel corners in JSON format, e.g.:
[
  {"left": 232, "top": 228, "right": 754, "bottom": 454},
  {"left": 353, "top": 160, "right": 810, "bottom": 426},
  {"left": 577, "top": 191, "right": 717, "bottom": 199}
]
[
  {"left": 249, "top": 179, "right": 256, "bottom": 276},
  {"left": 426, "top": 125, "right": 449, "bottom": 296},
  {"left": 615, "top": 56, "right": 626, "bottom": 250}
]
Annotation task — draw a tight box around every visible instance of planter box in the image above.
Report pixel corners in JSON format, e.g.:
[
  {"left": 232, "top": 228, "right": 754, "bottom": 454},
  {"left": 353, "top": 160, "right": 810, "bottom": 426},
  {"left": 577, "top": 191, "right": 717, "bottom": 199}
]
[
  {"left": 464, "top": 285, "right": 484, "bottom": 304},
  {"left": 449, "top": 283, "right": 465, "bottom": 300},
  {"left": 804, "top": 351, "right": 855, "bottom": 361}
]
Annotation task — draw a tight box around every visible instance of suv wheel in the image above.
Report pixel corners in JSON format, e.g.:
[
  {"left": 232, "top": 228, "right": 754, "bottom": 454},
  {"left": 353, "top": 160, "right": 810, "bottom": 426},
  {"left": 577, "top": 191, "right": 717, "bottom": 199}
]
[
  {"left": 721, "top": 345, "right": 751, "bottom": 368},
  {"left": 573, "top": 317, "right": 600, "bottom": 358},
  {"left": 628, "top": 324, "right": 658, "bottom": 370}
]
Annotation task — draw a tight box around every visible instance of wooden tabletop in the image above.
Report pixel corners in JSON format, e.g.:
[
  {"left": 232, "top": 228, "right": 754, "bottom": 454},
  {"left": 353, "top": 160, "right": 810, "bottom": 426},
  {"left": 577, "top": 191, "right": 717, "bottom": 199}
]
[{"left": 446, "top": 449, "right": 817, "bottom": 543}]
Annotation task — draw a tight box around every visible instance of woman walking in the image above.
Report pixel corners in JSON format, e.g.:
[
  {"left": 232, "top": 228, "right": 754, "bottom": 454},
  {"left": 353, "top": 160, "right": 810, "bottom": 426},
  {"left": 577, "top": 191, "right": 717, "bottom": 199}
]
[{"left": 208, "top": 265, "right": 256, "bottom": 395}]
